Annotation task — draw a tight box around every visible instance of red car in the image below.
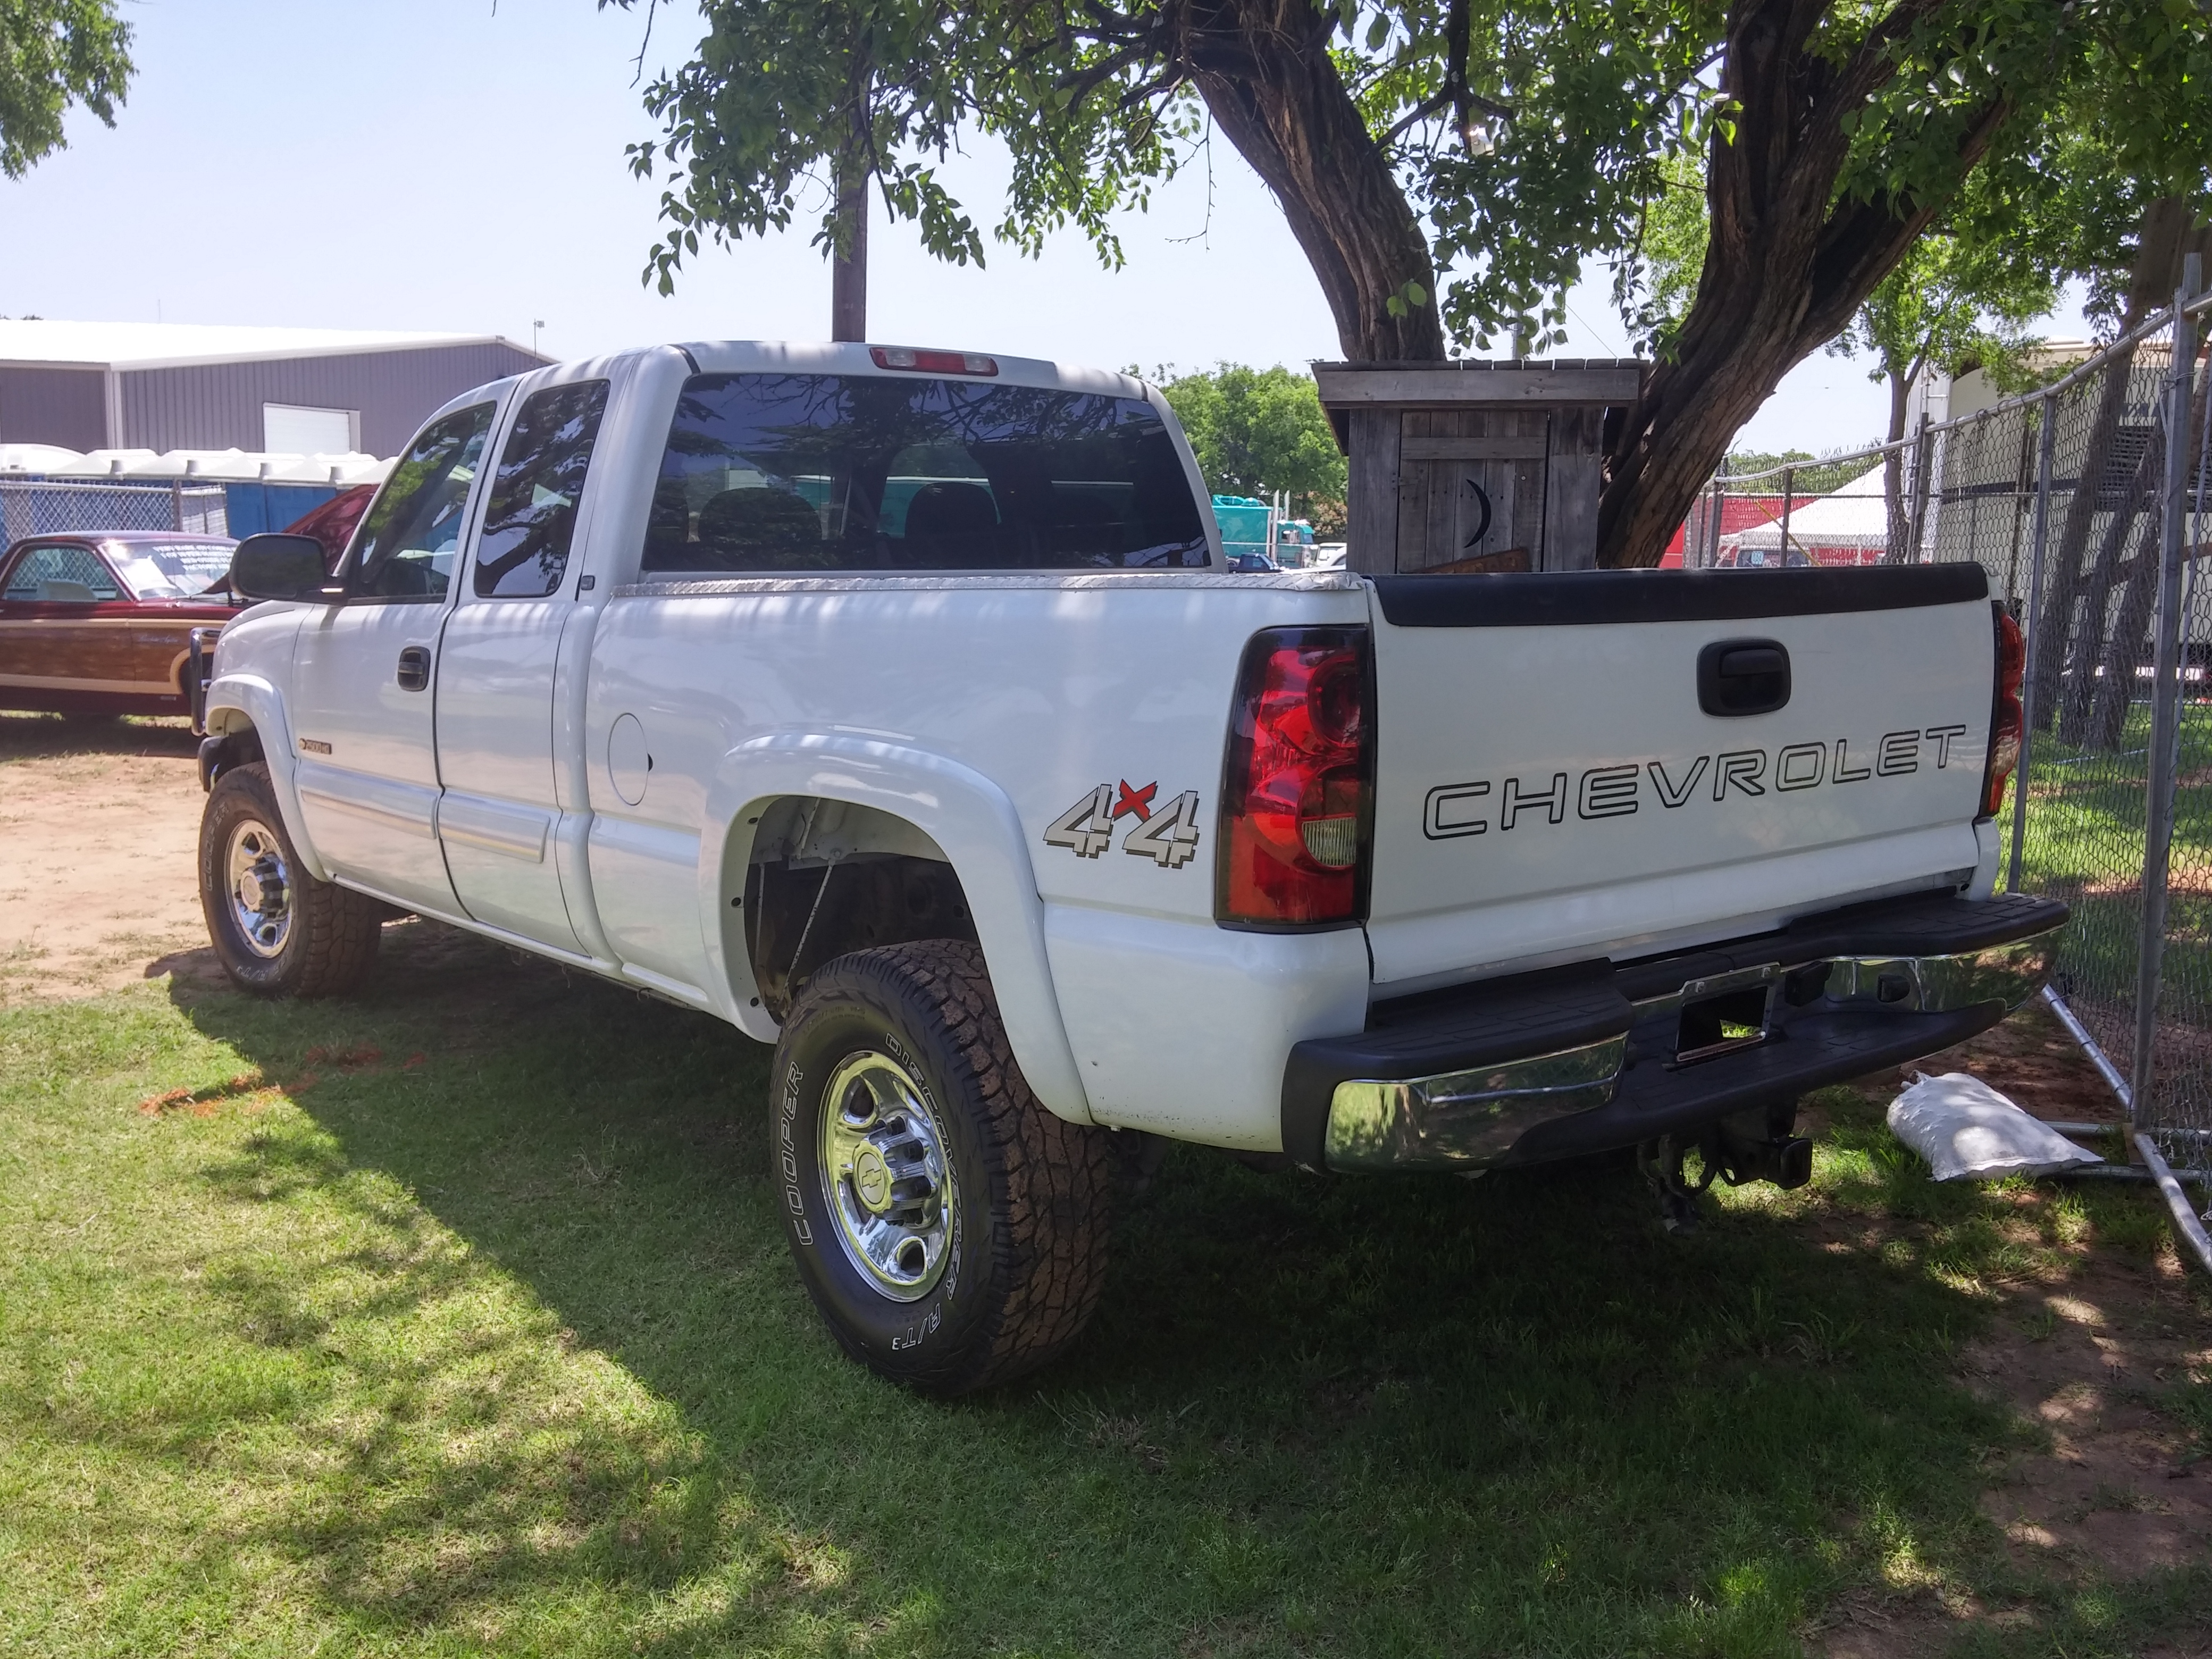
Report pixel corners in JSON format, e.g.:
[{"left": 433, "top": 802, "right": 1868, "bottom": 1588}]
[
  {"left": 284, "top": 484, "right": 375, "bottom": 569},
  {"left": 0, "top": 531, "right": 241, "bottom": 716}
]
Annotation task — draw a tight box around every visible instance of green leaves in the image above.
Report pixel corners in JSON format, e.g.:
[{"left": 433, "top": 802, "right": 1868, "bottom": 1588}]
[
  {"left": 1155, "top": 363, "right": 1347, "bottom": 523},
  {"left": 1382, "top": 278, "right": 1429, "bottom": 320},
  {"left": 0, "top": 0, "right": 132, "bottom": 180},
  {"left": 610, "top": 0, "right": 2209, "bottom": 390}
]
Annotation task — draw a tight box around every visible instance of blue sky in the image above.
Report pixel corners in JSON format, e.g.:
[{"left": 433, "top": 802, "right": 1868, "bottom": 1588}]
[{"left": 0, "top": 0, "right": 2082, "bottom": 455}]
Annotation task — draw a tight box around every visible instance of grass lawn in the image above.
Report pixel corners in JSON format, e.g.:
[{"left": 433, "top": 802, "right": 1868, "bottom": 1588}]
[
  {"left": 2010, "top": 700, "right": 2212, "bottom": 1021},
  {"left": 2, "top": 925, "right": 2208, "bottom": 1657}
]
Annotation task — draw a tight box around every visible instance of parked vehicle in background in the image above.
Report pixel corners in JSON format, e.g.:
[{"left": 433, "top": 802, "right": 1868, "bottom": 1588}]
[
  {"left": 196, "top": 339, "right": 2064, "bottom": 1396},
  {"left": 281, "top": 485, "right": 375, "bottom": 571},
  {"left": 1717, "top": 545, "right": 1813, "bottom": 570},
  {"left": 1225, "top": 549, "right": 1281, "bottom": 572},
  {"left": 0, "top": 531, "right": 239, "bottom": 715}
]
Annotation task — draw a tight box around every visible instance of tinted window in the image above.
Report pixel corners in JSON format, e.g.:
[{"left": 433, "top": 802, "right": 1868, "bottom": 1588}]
[
  {"left": 640, "top": 373, "right": 1209, "bottom": 574},
  {"left": 346, "top": 403, "right": 497, "bottom": 600},
  {"left": 3, "top": 544, "right": 119, "bottom": 603},
  {"left": 475, "top": 380, "right": 610, "bottom": 598}
]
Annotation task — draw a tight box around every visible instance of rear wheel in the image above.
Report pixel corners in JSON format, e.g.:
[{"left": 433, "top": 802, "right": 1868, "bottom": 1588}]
[
  {"left": 773, "top": 940, "right": 1116, "bottom": 1394},
  {"left": 197, "top": 762, "right": 380, "bottom": 997}
]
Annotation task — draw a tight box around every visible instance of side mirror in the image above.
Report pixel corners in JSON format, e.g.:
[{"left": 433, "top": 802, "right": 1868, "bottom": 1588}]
[{"left": 230, "top": 534, "right": 337, "bottom": 603}]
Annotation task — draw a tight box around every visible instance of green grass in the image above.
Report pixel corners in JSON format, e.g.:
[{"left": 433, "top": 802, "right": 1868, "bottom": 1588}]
[
  {"left": 1, "top": 935, "right": 2207, "bottom": 1657},
  {"left": 2010, "top": 699, "right": 2212, "bottom": 1029}
]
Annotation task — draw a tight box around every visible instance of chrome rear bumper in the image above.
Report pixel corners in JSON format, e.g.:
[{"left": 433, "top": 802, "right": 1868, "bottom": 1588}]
[{"left": 1292, "top": 893, "right": 2066, "bottom": 1174}]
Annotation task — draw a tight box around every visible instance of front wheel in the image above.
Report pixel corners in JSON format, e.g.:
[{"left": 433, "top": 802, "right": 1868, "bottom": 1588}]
[
  {"left": 773, "top": 941, "right": 1116, "bottom": 1394},
  {"left": 197, "top": 761, "right": 380, "bottom": 997}
]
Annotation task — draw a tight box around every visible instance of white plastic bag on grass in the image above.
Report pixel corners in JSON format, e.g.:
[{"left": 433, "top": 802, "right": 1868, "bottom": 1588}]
[{"left": 1886, "top": 1071, "right": 2104, "bottom": 1181}]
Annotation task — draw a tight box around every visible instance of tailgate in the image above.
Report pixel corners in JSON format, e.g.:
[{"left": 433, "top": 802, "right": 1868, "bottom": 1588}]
[{"left": 1363, "top": 566, "right": 1997, "bottom": 987}]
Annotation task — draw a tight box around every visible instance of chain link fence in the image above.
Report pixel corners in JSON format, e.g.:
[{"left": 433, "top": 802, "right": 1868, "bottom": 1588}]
[
  {"left": 1677, "top": 294, "right": 2212, "bottom": 1241},
  {"left": 0, "top": 480, "right": 229, "bottom": 542}
]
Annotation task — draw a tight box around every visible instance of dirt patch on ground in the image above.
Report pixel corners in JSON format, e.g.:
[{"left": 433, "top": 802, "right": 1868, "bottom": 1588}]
[
  {"left": 0, "top": 712, "right": 220, "bottom": 1002},
  {"left": 1810, "top": 1011, "right": 2212, "bottom": 1656}
]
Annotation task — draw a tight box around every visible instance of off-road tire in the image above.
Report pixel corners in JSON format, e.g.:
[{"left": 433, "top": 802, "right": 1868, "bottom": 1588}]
[
  {"left": 198, "top": 761, "right": 380, "bottom": 997},
  {"left": 774, "top": 940, "right": 1116, "bottom": 1394}
]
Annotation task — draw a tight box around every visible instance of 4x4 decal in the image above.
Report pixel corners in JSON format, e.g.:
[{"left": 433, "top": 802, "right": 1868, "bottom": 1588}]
[{"left": 1044, "top": 780, "right": 1202, "bottom": 868}]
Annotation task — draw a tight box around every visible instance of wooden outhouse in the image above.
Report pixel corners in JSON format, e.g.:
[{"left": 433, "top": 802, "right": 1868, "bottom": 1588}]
[{"left": 1313, "top": 359, "right": 1645, "bottom": 575}]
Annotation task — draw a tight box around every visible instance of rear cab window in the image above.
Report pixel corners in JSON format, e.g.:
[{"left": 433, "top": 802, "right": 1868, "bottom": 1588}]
[{"left": 640, "top": 373, "right": 1209, "bottom": 574}]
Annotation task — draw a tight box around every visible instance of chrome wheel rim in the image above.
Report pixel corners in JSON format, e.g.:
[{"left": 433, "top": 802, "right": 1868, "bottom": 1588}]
[
  {"left": 224, "top": 817, "right": 293, "bottom": 959},
  {"left": 818, "top": 1050, "right": 956, "bottom": 1302}
]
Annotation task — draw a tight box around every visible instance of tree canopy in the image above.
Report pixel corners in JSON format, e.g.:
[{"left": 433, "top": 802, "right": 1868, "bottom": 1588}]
[
  {"left": 611, "top": 0, "right": 2212, "bottom": 565},
  {"left": 1153, "top": 363, "right": 1347, "bottom": 530},
  {"left": 0, "top": 0, "right": 129, "bottom": 180}
]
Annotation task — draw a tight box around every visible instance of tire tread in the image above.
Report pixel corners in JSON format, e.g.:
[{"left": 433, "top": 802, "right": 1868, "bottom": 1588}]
[{"left": 786, "top": 940, "right": 1115, "bottom": 1393}]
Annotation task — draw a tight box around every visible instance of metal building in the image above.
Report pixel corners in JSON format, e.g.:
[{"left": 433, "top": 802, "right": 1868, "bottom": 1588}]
[{"left": 0, "top": 321, "right": 546, "bottom": 458}]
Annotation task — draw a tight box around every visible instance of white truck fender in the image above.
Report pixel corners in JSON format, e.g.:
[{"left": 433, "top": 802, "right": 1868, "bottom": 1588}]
[
  {"left": 698, "top": 731, "right": 1096, "bottom": 1125},
  {"left": 204, "top": 675, "right": 332, "bottom": 882}
]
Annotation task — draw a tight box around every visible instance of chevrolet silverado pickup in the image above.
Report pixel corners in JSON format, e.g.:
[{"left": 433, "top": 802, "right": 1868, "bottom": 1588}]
[{"left": 194, "top": 340, "right": 2065, "bottom": 1393}]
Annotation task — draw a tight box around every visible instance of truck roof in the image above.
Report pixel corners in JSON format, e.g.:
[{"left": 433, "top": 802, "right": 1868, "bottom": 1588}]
[{"left": 672, "top": 340, "right": 1149, "bottom": 401}]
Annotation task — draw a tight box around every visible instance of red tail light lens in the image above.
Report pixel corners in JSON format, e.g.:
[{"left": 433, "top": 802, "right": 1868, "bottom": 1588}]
[
  {"left": 1218, "top": 626, "right": 1373, "bottom": 928},
  {"left": 1982, "top": 604, "right": 2025, "bottom": 818},
  {"left": 868, "top": 345, "right": 999, "bottom": 376}
]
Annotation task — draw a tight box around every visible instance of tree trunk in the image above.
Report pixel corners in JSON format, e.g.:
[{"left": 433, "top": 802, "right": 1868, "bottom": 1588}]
[
  {"left": 1182, "top": 0, "right": 1444, "bottom": 361},
  {"left": 1883, "top": 354, "right": 1913, "bottom": 558},
  {"left": 831, "top": 154, "right": 869, "bottom": 341},
  {"left": 2080, "top": 338, "right": 2210, "bottom": 749},
  {"left": 2057, "top": 438, "right": 2160, "bottom": 742},
  {"left": 2028, "top": 197, "right": 2209, "bottom": 729},
  {"left": 1593, "top": 0, "right": 2003, "bottom": 568},
  {"left": 830, "top": 42, "right": 872, "bottom": 343}
]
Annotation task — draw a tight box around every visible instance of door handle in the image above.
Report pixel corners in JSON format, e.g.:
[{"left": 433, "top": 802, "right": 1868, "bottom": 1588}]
[
  {"left": 1697, "top": 638, "right": 1790, "bottom": 716},
  {"left": 396, "top": 646, "right": 432, "bottom": 692}
]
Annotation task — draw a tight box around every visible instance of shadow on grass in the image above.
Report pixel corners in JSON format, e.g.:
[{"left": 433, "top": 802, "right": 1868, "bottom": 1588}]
[
  {"left": 137, "top": 923, "right": 2198, "bottom": 1656},
  {"left": 0, "top": 709, "right": 199, "bottom": 761}
]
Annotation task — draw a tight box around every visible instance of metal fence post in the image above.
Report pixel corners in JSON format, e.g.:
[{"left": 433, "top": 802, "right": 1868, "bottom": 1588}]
[
  {"left": 1906, "top": 412, "right": 1934, "bottom": 562},
  {"left": 1707, "top": 460, "right": 1728, "bottom": 569},
  {"left": 2132, "top": 292, "right": 2199, "bottom": 1127},
  {"left": 1777, "top": 466, "right": 1795, "bottom": 564},
  {"left": 2009, "top": 390, "right": 2058, "bottom": 894}
]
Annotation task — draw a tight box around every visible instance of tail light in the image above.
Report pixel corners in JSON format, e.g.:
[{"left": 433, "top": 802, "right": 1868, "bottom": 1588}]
[
  {"left": 1981, "top": 604, "right": 2025, "bottom": 818},
  {"left": 1217, "top": 626, "right": 1374, "bottom": 928},
  {"left": 868, "top": 345, "right": 998, "bottom": 376}
]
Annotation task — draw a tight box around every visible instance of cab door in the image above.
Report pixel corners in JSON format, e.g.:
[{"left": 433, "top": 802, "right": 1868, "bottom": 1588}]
[
  {"left": 289, "top": 399, "right": 499, "bottom": 916},
  {"left": 434, "top": 374, "right": 614, "bottom": 952}
]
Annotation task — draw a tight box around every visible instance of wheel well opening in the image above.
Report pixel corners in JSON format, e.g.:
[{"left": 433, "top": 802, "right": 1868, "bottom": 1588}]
[
  {"left": 199, "top": 715, "right": 265, "bottom": 790},
  {"left": 738, "top": 798, "right": 979, "bottom": 1021}
]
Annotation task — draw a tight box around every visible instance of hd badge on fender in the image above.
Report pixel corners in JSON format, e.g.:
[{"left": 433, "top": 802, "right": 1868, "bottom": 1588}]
[{"left": 1044, "top": 778, "right": 1202, "bottom": 868}]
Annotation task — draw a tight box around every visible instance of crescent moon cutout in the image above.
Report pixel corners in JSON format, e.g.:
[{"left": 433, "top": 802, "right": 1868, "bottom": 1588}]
[{"left": 1463, "top": 477, "right": 1493, "bottom": 549}]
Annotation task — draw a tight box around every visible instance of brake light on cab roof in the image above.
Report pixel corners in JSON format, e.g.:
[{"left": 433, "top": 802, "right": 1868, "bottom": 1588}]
[{"left": 868, "top": 345, "right": 1000, "bottom": 376}]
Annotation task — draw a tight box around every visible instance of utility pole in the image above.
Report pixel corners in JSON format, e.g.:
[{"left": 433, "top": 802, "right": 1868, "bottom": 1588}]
[
  {"left": 830, "top": 160, "right": 869, "bottom": 342},
  {"left": 831, "top": 43, "right": 872, "bottom": 343}
]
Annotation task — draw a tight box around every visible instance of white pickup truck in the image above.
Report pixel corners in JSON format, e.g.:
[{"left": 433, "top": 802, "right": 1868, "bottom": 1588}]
[{"left": 195, "top": 340, "right": 2065, "bottom": 1393}]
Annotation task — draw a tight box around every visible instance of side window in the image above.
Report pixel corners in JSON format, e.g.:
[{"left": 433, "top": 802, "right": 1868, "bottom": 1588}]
[
  {"left": 346, "top": 403, "right": 497, "bottom": 601},
  {"left": 2, "top": 544, "right": 120, "bottom": 603},
  {"left": 474, "top": 380, "right": 610, "bottom": 598}
]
